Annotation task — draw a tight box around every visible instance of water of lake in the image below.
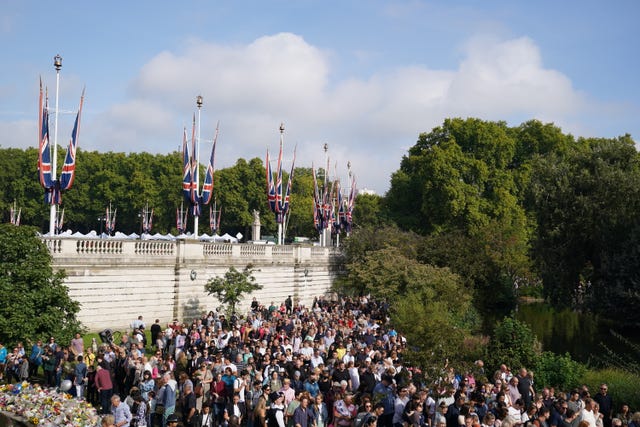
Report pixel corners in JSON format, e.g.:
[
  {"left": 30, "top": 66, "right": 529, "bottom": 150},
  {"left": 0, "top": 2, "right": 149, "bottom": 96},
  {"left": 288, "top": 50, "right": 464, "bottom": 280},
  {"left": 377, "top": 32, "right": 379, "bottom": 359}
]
[{"left": 510, "top": 302, "right": 637, "bottom": 364}]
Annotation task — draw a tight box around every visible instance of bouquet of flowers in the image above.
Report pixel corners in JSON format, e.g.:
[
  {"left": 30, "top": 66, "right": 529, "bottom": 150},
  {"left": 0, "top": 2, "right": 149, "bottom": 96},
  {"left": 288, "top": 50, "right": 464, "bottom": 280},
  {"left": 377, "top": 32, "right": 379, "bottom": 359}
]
[{"left": 0, "top": 382, "right": 100, "bottom": 426}]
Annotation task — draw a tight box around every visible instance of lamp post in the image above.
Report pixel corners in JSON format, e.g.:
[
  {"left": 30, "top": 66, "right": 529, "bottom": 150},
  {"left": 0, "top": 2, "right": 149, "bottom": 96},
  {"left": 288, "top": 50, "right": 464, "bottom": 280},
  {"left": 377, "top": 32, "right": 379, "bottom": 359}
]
[
  {"left": 97, "top": 215, "right": 106, "bottom": 236},
  {"left": 48, "top": 54, "right": 62, "bottom": 236},
  {"left": 193, "top": 95, "right": 203, "bottom": 238}
]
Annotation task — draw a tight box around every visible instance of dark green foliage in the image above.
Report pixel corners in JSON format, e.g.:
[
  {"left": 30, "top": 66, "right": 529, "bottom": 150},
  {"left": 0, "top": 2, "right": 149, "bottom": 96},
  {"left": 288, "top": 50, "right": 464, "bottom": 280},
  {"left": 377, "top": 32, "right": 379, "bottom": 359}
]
[
  {"left": 486, "top": 317, "right": 540, "bottom": 372},
  {"left": 529, "top": 135, "right": 640, "bottom": 325},
  {"left": 0, "top": 148, "right": 321, "bottom": 240},
  {"left": 354, "top": 193, "right": 391, "bottom": 229},
  {"left": 337, "top": 226, "right": 482, "bottom": 377},
  {"left": 533, "top": 352, "right": 585, "bottom": 391},
  {"left": 386, "top": 118, "right": 525, "bottom": 235},
  {"left": 0, "top": 224, "right": 82, "bottom": 345}
]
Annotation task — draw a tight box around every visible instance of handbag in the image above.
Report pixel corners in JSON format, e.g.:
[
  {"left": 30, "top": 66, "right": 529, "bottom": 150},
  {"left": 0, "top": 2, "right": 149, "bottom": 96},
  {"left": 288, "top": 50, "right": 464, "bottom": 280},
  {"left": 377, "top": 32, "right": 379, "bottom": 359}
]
[{"left": 155, "top": 404, "right": 165, "bottom": 415}]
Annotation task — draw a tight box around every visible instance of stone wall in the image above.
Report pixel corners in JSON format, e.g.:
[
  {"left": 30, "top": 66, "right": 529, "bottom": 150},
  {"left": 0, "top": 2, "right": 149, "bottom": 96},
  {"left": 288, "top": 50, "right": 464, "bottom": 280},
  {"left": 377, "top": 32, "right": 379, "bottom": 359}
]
[{"left": 44, "top": 238, "right": 341, "bottom": 331}]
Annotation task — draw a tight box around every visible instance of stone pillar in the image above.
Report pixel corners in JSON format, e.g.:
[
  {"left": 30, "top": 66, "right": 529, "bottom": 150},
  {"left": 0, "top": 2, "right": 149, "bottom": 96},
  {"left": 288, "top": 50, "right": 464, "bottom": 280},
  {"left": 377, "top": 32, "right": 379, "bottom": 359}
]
[{"left": 252, "top": 210, "right": 261, "bottom": 241}]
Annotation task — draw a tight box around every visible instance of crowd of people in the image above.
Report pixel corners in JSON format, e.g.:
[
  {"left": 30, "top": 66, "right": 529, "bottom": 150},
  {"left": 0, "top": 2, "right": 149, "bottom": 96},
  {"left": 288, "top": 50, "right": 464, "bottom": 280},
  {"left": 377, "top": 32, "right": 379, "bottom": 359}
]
[{"left": 0, "top": 295, "right": 636, "bottom": 427}]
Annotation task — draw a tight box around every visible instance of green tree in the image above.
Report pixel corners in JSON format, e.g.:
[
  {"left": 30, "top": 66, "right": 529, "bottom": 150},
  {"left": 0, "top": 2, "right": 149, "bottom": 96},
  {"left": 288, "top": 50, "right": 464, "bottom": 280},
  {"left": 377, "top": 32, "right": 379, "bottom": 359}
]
[
  {"left": 353, "top": 193, "right": 390, "bottom": 229},
  {"left": 334, "top": 225, "right": 421, "bottom": 295},
  {"left": 528, "top": 135, "right": 640, "bottom": 324},
  {"left": 0, "top": 224, "right": 82, "bottom": 345},
  {"left": 390, "top": 260, "right": 481, "bottom": 376},
  {"left": 336, "top": 230, "right": 481, "bottom": 377},
  {"left": 386, "top": 118, "right": 524, "bottom": 235},
  {"left": 204, "top": 265, "right": 263, "bottom": 314},
  {"left": 534, "top": 352, "right": 585, "bottom": 391},
  {"left": 418, "top": 220, "right": 532, "bottom": 313}
]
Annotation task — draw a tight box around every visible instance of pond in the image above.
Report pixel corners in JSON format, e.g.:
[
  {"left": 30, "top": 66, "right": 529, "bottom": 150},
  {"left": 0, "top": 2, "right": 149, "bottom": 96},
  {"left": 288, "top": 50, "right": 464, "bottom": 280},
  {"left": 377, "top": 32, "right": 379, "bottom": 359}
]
[{"left": 510, "top": 302, "right": 637, "bottom": 365}]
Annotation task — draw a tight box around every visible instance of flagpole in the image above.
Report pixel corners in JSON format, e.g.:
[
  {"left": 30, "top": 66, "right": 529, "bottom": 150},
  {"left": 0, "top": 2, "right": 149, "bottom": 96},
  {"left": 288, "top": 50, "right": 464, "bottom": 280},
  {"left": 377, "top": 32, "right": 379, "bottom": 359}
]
[
  {"left": 49, "top": 54, "right": 62, "bottom": 236},
  {"left": 323, "top": 143, "right": 329, "bottom": 247},
  {"left": 194, "top": 95, "right": 202, "bottom": 238},
  {"left": 279, "top": 123, "right": 285, "bottom": 245}
]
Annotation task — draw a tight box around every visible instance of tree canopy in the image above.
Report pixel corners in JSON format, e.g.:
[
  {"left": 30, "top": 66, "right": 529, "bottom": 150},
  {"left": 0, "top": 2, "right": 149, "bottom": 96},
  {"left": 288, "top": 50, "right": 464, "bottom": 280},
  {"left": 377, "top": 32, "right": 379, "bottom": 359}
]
[
  {"left": 0, "top": 224, "right": 82, "bottom": 345},
  {"left": 0, "top": 148, "right": 327, "bottom": 242}
]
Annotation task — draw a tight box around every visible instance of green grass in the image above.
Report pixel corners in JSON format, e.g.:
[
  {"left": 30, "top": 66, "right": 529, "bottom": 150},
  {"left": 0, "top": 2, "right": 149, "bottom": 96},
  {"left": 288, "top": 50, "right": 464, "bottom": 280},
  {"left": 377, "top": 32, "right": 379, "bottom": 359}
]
[{"left": 81, "top": 329, "right": 156, "bottom": 355}]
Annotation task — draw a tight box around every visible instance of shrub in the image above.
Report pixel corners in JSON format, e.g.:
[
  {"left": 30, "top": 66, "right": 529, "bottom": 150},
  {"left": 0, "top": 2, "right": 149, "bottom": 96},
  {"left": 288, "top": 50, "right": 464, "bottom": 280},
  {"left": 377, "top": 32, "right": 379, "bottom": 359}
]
[
  {"left": 533, "top": 351, "right": 585, "bottom": 391},
  {"left": 580, "top": 368, "right": 640, "bottom": 410},
  {"left": 485, "top": 316, "right": 540, "bottom": 372}
]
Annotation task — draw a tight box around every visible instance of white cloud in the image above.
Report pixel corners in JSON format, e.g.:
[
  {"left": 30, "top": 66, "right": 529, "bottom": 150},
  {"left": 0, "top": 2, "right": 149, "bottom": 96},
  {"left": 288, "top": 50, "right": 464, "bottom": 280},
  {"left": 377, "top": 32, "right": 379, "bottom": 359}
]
[{"left": 57, "top": 33, "right": 597, "bottom": 193}]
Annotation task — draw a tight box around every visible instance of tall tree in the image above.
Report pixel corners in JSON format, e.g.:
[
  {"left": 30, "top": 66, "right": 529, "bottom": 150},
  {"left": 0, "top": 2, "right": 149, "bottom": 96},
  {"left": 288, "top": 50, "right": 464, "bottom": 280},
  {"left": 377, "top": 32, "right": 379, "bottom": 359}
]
[
  {"left": 386, "top": 118, "right": 525, "bottom": 235},
  {"left": 529, "top": 135, "right": 640, "bottom": 325}
]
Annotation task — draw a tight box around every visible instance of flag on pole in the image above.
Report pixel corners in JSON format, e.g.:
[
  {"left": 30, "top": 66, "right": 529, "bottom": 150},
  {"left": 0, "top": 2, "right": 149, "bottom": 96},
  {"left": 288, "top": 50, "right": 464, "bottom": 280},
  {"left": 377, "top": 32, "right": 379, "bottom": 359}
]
[
  {"left": 200, "top": 122, "right": 218, "bottom": 206},
  {"left": 282, "top": 146, "right": 296, "bottom": 214},
  {"left": 37, "top": 81, "right": 53, "bottom": 191},
  {"left": 59, "top": 88, "right": 84, "bottom": 191},
  {"left": 266, "top": 150, "right": 277, "bottom": 212},
  {"left": 181, "top": 127, "right": 192, "bottom": 201}
]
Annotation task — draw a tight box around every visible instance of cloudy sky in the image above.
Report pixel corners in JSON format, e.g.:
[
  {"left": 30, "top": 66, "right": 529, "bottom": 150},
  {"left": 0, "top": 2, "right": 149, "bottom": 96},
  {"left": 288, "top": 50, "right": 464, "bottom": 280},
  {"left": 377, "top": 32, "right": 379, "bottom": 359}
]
[{"left": 1, "top": 1, "right": 638, "bottom": 194}]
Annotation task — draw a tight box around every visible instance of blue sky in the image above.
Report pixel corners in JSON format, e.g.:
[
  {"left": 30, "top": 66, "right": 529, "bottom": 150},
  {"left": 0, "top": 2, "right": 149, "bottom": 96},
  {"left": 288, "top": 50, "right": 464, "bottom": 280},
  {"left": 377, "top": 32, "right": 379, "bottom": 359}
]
[{"left": 1, "top": 0, "right": 638, "bottom": 194}]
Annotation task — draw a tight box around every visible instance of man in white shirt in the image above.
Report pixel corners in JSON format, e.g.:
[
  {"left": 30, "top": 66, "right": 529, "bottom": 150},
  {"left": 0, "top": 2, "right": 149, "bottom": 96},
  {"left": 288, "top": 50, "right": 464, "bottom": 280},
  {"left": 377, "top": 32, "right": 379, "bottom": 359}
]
[{"left": 580, "top": 398, "right": 597, "bottom": 427}]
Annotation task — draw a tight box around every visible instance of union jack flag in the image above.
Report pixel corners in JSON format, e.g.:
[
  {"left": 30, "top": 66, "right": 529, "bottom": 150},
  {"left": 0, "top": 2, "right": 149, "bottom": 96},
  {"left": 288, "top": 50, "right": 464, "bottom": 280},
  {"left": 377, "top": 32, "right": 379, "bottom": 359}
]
[
  {"left": 181, "top": 127, "right": 192, "bottom": 202},
  {"left": 36, "top": 79, "right": 84, "bottom": 206},
  {"left": 55, "top": 208, "right": 64, "bottom": 234},
  {"left": 142, "top": 206, "right": 154, "bottom": 234},
  {"left": 37, "top": 80, "right": 53, "bottom": 191},
  {"left": 190, "top": 115, "right": 199, "bottom": 207},
  {"left": 200, "top": 122, "right": 218, "bottom": 206},
  {"left": 176, "top": 201, "right": 188, "bottom": 234},
  {"left": 59, "top": 89, "right": 84, "bottom": 191},
  {"left": 282, "top": 146, "right": 296, "bottom": 214},
  {"left": 266, "top": 150, "right": 277, "bottom": 212},
  {"left": 345, "top": 175, "right": 356, "bottom": 232},
  {"left": 266, "top": 124, "right": 295, "bottom": 225},
  {"left": 275, "top": 139, "right": 283, "bottom": 213}
]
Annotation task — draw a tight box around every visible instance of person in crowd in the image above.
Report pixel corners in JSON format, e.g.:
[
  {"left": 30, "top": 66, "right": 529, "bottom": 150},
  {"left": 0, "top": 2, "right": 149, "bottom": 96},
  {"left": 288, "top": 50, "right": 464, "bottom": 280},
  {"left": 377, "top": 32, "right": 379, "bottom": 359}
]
[
  {"left": 110, "top": 394, "right": 133, "bottom": 427},
  {"left": 96, "top": 361, "right": 114, "bottom": 414},
  {"left": 268, "top": 392, "right": 287, "bottom": 427},
  {"left": 616, "top": 405, "right": 632, "bottom": 427},
  {"left": 294, "top": 394, "right": 313, "bottom": 427},
  {"left": 581, "top": 399, "right": 598, "bottom": 427},
  {"left": 4, "top": 296, "right": 640, "bottom": 427},
  {"left": 74, "top": 355, "right": 88, "bottom": 399},
  {"left": 101, "top": 414, "right": 116, "bottom": 427},
  {"left": 594, "top": 384, "right": 613, "bottom": 427}
]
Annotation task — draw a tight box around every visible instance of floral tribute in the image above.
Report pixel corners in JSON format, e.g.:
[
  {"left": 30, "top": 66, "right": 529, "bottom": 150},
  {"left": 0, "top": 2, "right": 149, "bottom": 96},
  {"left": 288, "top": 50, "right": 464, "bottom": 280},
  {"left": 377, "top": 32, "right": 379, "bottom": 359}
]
[{"left": 0, "top": 382, "right": 99, "bottom": 426}]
